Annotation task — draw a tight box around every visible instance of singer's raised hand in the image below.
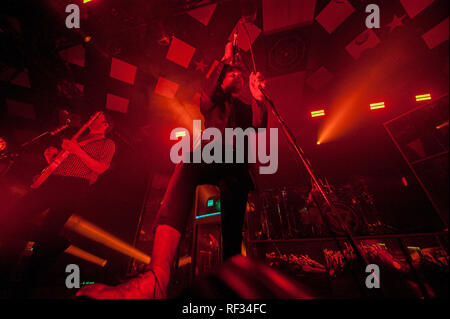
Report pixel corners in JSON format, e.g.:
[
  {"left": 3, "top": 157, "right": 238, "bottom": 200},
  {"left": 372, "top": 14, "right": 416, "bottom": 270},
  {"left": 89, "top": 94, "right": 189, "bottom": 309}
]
[{"left": 221, "top": 41, "right": 233, "bottom": 63}]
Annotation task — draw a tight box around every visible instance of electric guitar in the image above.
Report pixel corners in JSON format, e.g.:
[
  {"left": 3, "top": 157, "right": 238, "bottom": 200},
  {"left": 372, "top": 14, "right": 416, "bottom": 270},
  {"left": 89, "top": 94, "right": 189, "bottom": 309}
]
[{"left": 30, "top": 111, "right": 103, "bottom": 189}]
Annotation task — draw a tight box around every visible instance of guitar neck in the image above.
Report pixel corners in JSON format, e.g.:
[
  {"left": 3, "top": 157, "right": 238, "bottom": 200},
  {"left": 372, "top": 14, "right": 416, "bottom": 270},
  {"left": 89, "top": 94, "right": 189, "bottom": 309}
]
[
  {"left": 72, "top": 111, "right": 103, "bottom": 141},
  {"left": 30, "top": 112, "right": 103, "bottom": 189}
]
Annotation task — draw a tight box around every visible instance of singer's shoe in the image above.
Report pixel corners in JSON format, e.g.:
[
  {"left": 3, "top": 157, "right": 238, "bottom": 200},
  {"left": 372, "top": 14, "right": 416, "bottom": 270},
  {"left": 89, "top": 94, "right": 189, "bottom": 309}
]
[
  {"left": 77, "top": 225, "right": 180, "bottom": 299},
  {"left": 76, "top": 268, "right": 166, "bottom": 299}
]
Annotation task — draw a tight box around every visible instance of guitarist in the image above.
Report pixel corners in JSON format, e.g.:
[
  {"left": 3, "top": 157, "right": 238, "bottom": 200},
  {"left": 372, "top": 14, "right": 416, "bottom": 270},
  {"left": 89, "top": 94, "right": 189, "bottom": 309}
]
[{"left": 0, "top": 111, "right": 115, "bottom": 293}]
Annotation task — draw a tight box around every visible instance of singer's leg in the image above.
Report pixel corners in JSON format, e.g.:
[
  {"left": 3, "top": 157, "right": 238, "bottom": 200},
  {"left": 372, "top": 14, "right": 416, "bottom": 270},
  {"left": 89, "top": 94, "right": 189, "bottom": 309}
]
[{"left": 77, "top": 162, "right": 214, "bottom": 298}]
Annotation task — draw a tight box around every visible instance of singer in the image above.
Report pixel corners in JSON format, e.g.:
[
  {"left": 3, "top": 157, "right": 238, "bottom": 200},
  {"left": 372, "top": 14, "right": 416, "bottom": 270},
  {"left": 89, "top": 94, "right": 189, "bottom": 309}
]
[
  {"left": 76, "top": 41, "right": 268, "bottom": 299},
  {"left": 0, "top": 112, "right": 115, "bottom": 296}
]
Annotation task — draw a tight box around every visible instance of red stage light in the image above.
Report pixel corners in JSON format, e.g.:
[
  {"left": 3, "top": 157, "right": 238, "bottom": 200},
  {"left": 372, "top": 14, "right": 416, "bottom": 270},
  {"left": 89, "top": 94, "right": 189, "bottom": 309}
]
[
  {"left": 0, "top": 137, "right": 6, "bottom": 151},
  {"left": 311, "top": 110, "right": 325, "bottom": 118},
  {"left": 370, "top": 102, "right": 385, "bottom": 110},
  {"left": 401, "top": 177, "right": 408, "bottom": 187},
  {"left": 393, "top": 261, "right": 402, "bottom": 270},
  {"left": 415, "top": 93, "right": 432, "bottom": 102},
  {"left": 436, "top": 121, "right": 449, "bottom": 130}
]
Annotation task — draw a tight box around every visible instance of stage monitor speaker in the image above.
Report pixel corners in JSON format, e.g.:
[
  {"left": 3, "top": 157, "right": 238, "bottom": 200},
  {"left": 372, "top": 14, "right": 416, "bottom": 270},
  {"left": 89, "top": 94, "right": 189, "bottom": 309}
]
[{"left": 191, "top": 185, "right": 222, "bottom": 281}]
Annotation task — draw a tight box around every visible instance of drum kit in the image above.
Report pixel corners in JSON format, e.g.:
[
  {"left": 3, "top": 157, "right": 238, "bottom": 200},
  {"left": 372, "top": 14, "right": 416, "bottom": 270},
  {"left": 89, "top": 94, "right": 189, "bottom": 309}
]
[{"left": 253, "top": 178, "right": 386, "bottom": 240}]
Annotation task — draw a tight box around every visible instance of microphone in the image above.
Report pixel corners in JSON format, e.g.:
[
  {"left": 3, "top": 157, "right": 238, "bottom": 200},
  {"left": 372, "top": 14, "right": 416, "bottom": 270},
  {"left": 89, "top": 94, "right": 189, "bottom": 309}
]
[
  {"left": 232, "top": 33, "right": 238, "bottom": 65},
  {"left": 58, "top": 109, "right": 70, "bottom": 125},
  {"left": 50, "top": 118, "right": 71, "bottom": 135}
]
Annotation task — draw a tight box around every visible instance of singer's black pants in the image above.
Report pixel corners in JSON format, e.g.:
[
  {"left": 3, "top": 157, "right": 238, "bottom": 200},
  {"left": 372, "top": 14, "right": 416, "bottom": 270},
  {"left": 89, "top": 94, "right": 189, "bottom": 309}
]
[
  {"left": 155, "top": 158, "right": 252, "bottom": 261},
  {"left": 0, "top": 175, "right": 89, "bottom": 290}
]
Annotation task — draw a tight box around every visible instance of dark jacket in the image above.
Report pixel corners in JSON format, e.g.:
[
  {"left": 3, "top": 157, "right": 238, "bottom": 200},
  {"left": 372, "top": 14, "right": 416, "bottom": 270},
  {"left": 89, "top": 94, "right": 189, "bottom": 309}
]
[{"left": 199, "top": 60, "right": 268, "bottom": 190}]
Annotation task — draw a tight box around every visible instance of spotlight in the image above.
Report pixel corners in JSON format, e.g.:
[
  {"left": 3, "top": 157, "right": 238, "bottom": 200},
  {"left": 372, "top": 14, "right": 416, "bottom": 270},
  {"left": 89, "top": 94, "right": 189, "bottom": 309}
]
[
  {"left": 84, "top": 36, "right": 92, "bottom": 43},
  {"left": 436, "top": 121, "right": 449, "bottom": 130},
  {"left": 415, "top": 93, "right": 432, "bottom": 102},
  {"left": 64, "top": 215, "right": 151, "bottom": 264},
  {"left": 64, "top": 245, "right": 107, "bottom": 267},
  {"left": 311, "top": 110, "right": 325, "bottom": 118},
  {"left": 370, "top": 102, "right": 385, "bottom": 110},
  {"left": 401, "top": 177, "right": 408, "bottom": 187},
  {"left": 0, "top": 137, "right": 6, "bottom": 151}
]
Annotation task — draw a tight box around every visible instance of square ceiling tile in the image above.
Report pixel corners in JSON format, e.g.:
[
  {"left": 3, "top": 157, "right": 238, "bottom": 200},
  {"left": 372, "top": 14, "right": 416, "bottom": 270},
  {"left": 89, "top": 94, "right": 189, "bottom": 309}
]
[
  {"left": 166, "top": 37, "right": 196, "bottom": 69},
  {"left": 187, "top": 3, "right": 217, "bottom": 26},
  {"left": 315, "top": 0, "right": 355, "bottom": 34},
  {"left": 59, "top": 44, "right": 85, "bottom": 67},
  {"left": 263, "top": 0, "right": 316, "bottom": 33},
  {"left": 154, "top": 77, "right": 179, "bottom": 99},
  {"left": 106, "top": 93, "right": 129, "bottom": 113},
  {"left": 345, "top": 29, "right": 381, "bottom": 60},
  {"left": 422, "top": 18, "right": 449, "bottom": 50},
  {"left": 400, "top": 0, "right": 434, "bottom": 19},
  {"left": 110, "top": 57, "right": 137, "bottom": 84}
]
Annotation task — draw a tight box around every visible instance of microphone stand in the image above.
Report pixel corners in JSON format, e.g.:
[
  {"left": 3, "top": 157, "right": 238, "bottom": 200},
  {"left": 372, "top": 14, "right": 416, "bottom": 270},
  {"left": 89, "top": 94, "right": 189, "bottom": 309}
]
[
  {"left": 258, "top": 85, "right": 378, "bottom": 297},
  {"left": 21, "top": 121, "right": 71, "bottom": 148},
  {"left": 20, "top": 131, "right": 52, "bottom": 148},
  {"left": 0, "top": 122, "right": 71, "bottom": 177},
  {"left": 240, "top": 15, "right": 385, "bottom": 295}
]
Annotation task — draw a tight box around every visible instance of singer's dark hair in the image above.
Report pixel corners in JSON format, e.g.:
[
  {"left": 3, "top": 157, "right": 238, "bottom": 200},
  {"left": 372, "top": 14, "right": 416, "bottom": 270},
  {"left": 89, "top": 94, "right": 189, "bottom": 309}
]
[
  {"left": 225, "top": 64, "right": 246, "bottom": 74},
  {"left": 211, "top": 64, "right": 246, "bottom": 107},
  {"left": 217, "top": 63, "right": 246, "bottom": 87}
]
